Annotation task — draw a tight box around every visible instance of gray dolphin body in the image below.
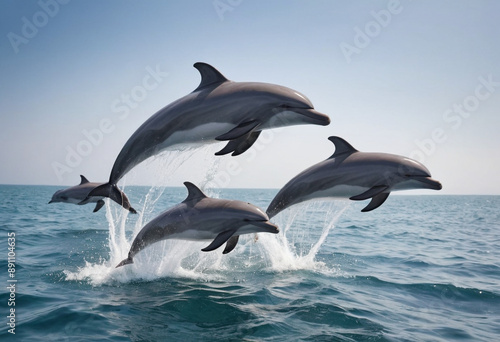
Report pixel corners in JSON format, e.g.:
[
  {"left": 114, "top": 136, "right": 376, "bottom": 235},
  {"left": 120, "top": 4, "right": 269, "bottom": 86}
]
[
  {"left": 88, "top": 62, "right": 330, "bottom": 211},
  {"left": 266, "top": 137, "right": 442, "bottom": 217},
  {"left": 116, "top": 182, "right": 279, "bottom": 267},
  {"left": 49, "top": 175, "right": 134, "bottom": 213}
]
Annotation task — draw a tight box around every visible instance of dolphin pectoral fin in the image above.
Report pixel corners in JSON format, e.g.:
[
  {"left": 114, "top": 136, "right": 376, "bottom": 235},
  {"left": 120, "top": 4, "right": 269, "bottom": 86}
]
[
  {"left": 93, "top": 200, "right": 105, "bottom": 213},
  {"left": 233, "top": 131, "right": 261, "bottom": 156},
  {"left": 350, "top": 185, "right": 389, "bottom": 201},
  {"left": 223, "top": 236, "right": 239, "bottom": 254},
  {"left": 361, "top": 192, "right": 390, "bottom": 212},
  {"left": 215, "top": 120, "right": 260, "bottom": 141},
  {"left": 215, "top": 131, "right": 261, "bottom": 156},
  {"left": 215, "top": 139, "right": 240, "bottom": 156},
  {"left": 201, "top": 230, "right": 236, "bottom": 252},
  {"left": 77, "top": 198, "right": 91, "bottom": 206}
]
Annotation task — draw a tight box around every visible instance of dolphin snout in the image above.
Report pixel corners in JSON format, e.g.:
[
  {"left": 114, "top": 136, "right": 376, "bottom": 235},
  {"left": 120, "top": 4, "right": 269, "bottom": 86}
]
[
  {"left": 300, "top": 108, "right": 331, "bottom": 126},
  {"left": 249, "top": 220, "right": 280, "bottom": 234},
  {"left": 415, "top": 177, "right": 442, "bottom": 190}
]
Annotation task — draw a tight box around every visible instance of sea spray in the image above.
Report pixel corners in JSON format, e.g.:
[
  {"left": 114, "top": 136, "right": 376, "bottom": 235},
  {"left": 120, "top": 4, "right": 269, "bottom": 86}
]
[
  {"left": 65, "top": 146, "right": 225, "bottom": 284},
  {"left": 256, "top": 200, "right": 350, "bottom": 272},
  {"left": 65, "top": 146, "right": 350, "bottom": 285}
]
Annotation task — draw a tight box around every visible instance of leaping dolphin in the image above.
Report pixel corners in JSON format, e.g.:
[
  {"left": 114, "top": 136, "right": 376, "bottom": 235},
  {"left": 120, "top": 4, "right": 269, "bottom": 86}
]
[
  {"left": 48, "top": 175, "right": 136, "bottom": 213},
  {"left": 87, "top": 62, "right": 330, "bottom": 211},
  {"left": 266, "top": 136, "right": 442, "bottom": 217},
  {"left": 116, "top": 182, "right": 279, "bottom": 267}
]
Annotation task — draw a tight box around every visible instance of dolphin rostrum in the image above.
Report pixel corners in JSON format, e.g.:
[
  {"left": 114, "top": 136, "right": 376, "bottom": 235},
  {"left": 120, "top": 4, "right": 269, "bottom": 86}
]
[
  {"left": 48, "top": 175, "right": 136, "bottom": 213},
  {"left": 87, "top": 62, "right": 330, "bottom": 211},
  {"left": 116, "top": 182, "right": 279, "bottom": 267},
  {"left": 266, "top": 136, "right": 442, "bottom": 217}
]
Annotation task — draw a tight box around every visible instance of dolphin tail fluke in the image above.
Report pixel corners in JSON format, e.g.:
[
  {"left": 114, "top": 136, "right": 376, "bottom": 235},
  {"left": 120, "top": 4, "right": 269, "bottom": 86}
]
[
  {"left": 87, "top": 183, "right": 137, "bottom": 214},
  {"left": 116, "top": 257, "right": 133, "bottom": 268}
]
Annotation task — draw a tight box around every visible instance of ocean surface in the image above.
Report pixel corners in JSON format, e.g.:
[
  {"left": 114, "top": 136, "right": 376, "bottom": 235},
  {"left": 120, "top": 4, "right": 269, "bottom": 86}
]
[{"left": 1, "top": 184, "right": 499, "bottom": 341}]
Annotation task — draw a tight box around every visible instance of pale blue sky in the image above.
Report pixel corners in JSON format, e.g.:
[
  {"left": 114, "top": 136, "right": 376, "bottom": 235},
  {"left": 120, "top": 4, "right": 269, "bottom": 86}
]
[{"left": 1, "top": 0, "right": 499, "bottom": 194}]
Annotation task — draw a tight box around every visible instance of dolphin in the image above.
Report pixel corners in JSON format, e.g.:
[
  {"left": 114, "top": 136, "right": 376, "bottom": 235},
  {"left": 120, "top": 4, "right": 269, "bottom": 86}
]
[
  {"left": 48, "top": 175, "right": 136, "bottom": 213},
  {"left": 116, "top": 182, "right": 279, "bottom": 267},
  {"left": 87, "top": 62, "right": 330, "bottom": 211},
  {"left": 266, "top": 136, "right": 442, "bottom": 217}
]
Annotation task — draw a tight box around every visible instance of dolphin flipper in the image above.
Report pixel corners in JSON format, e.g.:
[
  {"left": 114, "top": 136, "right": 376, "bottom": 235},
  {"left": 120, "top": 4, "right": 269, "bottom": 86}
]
[
  {"left": 93, "top": 200, "right": 105, "bottom": 213},
  {"left": 215, "top": 131, "right": 261, "bottom": 156},
  {"left": 78, "top": 198, "right": 91, "bottom": 206},
  {"left": 215, "top": 120, "right": 260, "bottom": 141},
  {"left": 361, "top": 192, "right": 390, "bottom": 212},
  {"left": 223, "top": 236, "right": 239, "bottom": 254},
  {"left": 201, "top": 230, "right": 236, "bottom": 252},
  {"left": 350, "top": 185, "right": 388, "bottom": 201}
]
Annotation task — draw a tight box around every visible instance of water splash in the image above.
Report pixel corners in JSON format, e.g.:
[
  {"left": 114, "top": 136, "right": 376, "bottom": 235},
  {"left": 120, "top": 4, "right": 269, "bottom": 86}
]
[
  {"left": 64, "top": 147, "right": 349, "bottom": 285},
  {"left": 256, "top": 200, "right": 350, "bottom": 273}
]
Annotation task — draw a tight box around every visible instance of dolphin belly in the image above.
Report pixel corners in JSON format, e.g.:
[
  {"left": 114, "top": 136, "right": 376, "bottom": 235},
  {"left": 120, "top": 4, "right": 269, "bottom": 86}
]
[
  {"left": 305, "top": 185, "right": 370, "bottom": 200},
  {"left": 168, "top": 229, "right": 217, "bottom": 241},
  {"left": 159, "top": 122, "right": 235, "bottom": 150},
  {"left": 268, "top": 184, "right": 369, "bottom": 217}
]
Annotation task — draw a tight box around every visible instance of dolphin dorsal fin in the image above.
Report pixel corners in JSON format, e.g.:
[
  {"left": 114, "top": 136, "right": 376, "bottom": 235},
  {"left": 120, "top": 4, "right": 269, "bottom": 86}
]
[
  {"left": 193, "top": 62, "right": 229, "bottom": 92},
  {"left": 327, "top": 136, "right": 358, "bottom": 159},
  {"left": 182, "top": 182, "right": 208, "bottom": 204},
  {"left": 80, "top": 175, "right": 90, "bottom": 184}
]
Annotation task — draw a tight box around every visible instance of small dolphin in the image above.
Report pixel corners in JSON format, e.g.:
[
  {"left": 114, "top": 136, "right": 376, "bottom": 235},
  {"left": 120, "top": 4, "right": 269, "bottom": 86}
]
[
  {"left": 266, "top": 136, "right": 442, "bottom": 217},
  {"left": 49, "top": 175, "right": 136, "bottom": 213},
  {"left": 116, "top": 182, "right": 279, "bottom": 267},
  {"left": 87, "top": 62, "right": 330, "bottom": 211}
]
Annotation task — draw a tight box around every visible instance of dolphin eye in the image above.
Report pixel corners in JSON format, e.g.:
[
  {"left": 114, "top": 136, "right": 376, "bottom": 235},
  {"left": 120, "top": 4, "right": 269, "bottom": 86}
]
[{"left": 61, "top": 196, "right": 68, "bottom": 200}]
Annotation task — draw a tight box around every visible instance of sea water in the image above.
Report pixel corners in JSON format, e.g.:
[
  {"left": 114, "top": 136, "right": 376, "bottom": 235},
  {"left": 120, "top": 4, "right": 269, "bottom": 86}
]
[{"left": 0, "top": 183, "right": 499, "bottom": 341}]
